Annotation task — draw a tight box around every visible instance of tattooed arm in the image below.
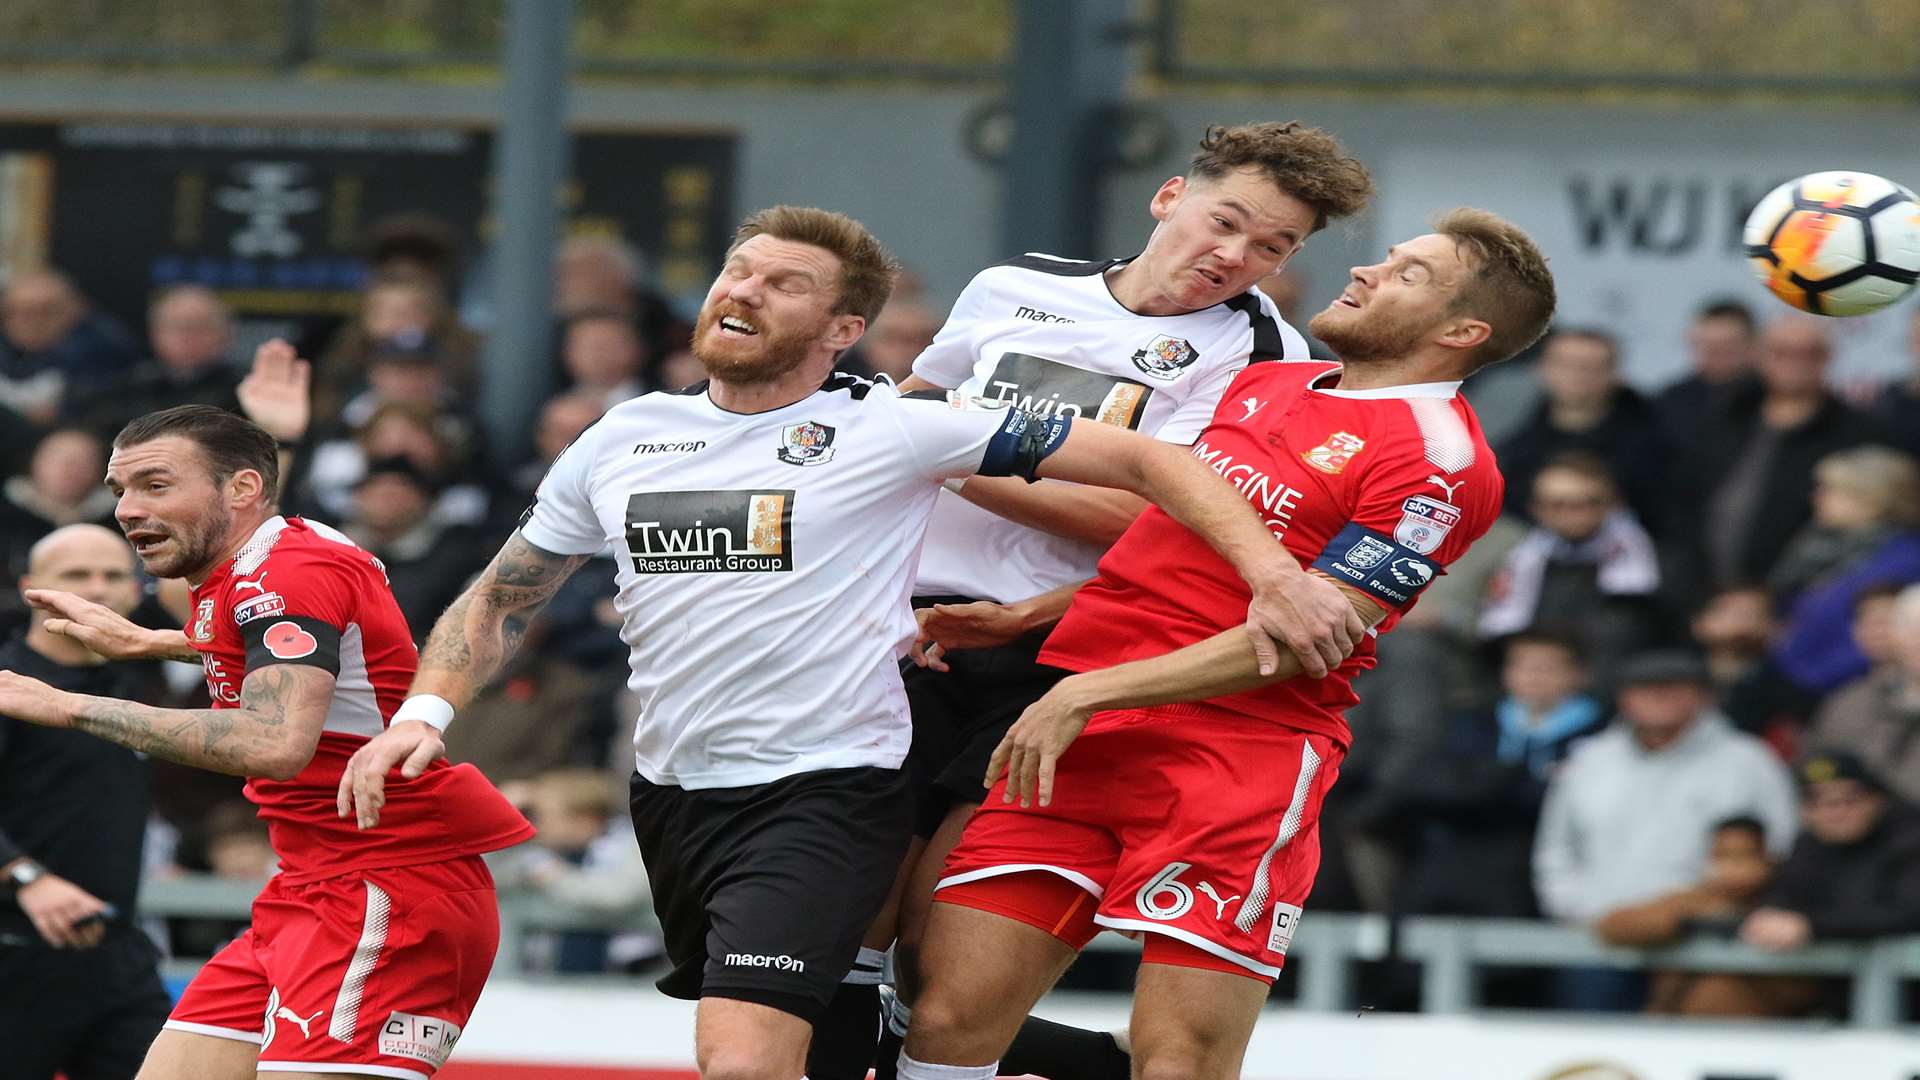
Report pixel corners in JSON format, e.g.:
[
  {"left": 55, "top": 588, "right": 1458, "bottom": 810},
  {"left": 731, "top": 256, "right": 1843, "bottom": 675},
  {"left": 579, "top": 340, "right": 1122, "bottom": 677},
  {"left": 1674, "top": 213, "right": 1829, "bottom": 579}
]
[
  {"left": 0, "top": 665, "right": 334, "bottom": 780},
  {"left": 340, "top": 531, "right": 591, "bottom": 827},
  {"left": 409, "top": 530, "right": 593, "bottom": 708}
]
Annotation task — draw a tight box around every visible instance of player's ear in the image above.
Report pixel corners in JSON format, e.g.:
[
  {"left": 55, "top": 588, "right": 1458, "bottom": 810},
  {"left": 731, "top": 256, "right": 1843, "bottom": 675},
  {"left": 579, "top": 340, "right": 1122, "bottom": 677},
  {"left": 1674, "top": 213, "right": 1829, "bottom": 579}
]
[
  {"left": 227, "top": 467, "right": 267, "bottom": 509},
  {"left": 1148, "top": 176, "right": 1187, "bottom": 223},
  {"left": 824, "top": 313, "right": 866, "bottom": 354},
  {"left": 1438, "top": 316, "right": 1491, "bottom": 354}
]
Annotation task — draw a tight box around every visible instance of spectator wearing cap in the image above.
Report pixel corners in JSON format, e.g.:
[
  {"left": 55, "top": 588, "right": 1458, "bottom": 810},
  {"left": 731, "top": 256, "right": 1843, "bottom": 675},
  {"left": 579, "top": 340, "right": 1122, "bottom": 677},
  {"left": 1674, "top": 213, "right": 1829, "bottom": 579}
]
[
  {"left": 1739, "top": 750, "right": 1920, "bottom": 954},
  {"left": 1806, "top": 584, "right": 1920, "bottom": 805},
  {"left": 63, "top": 285, "right": 243, "bottom": 438},
  {"left": 1768, "top": 446, "right": 1920, "bottom": 696},
  {"left": 1534, "top": 651, "right": 1798, "bottom": 929},
  {"left": 340, "top": 455, "right": 491, "bottom": 642},
  {"left": 1478, "top": 452, "right": 1667, "bottom": 690},
  {"left": 1534, "top": 651, "right": 1798, "bottom": 1011}
]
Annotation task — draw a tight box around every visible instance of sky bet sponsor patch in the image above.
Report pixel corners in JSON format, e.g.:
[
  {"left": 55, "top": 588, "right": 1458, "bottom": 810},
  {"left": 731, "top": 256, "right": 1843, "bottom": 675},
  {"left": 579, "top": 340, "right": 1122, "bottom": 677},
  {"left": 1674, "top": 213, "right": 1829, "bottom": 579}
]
[
  {"left": 1310, "top": 522, "right": 1440, "bottom": 608},
  {"left": 1394, "top": 494, "right": 1459, "bottom": 555},
  {"left": 624, "top": 489, "right": 795, "bottom": 573}
]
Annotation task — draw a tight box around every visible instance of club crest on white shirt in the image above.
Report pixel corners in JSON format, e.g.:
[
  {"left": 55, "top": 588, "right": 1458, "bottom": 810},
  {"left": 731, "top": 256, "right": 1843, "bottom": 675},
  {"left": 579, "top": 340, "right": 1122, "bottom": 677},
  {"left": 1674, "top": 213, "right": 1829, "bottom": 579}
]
[
  {"left": 1130, "top": 334, "right": 1199, "bottom": 380},
  {"left": 776, "top": 420, "right": 837, "bottom": 467}
]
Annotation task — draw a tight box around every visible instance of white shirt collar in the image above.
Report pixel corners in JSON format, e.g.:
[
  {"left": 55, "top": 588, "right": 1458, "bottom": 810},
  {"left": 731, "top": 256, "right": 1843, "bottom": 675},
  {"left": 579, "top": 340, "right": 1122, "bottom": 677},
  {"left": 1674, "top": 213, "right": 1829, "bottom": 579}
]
[{"left": 1308, "top": 368, "right": 1462, "bottom": 400}]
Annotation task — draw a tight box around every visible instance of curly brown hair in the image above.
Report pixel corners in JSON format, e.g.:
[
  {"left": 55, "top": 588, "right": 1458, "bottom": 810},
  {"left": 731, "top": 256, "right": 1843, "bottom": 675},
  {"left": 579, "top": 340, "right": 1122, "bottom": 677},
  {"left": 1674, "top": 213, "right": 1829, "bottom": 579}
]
[
  {"left": 728, "top": 206, "right": 901, "bottom": 325},
  {"left": 1188, "top": 122, "right": 1374, "bottom": 233},
  {"left": 1433, "top": 207, "right": 1558, "bottom": 371}
]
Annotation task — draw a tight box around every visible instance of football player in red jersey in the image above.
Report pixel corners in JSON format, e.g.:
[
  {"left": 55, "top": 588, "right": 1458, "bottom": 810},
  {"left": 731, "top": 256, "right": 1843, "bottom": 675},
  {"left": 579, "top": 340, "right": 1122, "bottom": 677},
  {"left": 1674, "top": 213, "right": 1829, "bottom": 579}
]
[
  {"left": 896, "top": 209, "right": 1558, "bottom": 1080},
  {"left": 0, "top": 376, "right": 533, "bottom": 1080}
]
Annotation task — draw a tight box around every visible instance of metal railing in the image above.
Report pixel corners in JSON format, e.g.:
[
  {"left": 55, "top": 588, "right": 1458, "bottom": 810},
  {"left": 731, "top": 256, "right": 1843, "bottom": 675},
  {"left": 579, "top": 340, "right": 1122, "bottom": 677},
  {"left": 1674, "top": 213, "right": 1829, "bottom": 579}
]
[{"left": 137, "top": 876, "right": 1919, "bottom": 1028}]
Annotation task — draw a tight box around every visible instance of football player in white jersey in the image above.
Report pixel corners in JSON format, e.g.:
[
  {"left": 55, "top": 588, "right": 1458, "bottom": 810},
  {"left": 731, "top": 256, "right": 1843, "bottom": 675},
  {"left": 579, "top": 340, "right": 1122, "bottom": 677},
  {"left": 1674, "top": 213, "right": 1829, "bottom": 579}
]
[
  {"left": 339, "top": 205, "right": 1364, "bottom": 1080},
  {"left": 870, "top": 121, "right": 1375, "bottom": 1079}
]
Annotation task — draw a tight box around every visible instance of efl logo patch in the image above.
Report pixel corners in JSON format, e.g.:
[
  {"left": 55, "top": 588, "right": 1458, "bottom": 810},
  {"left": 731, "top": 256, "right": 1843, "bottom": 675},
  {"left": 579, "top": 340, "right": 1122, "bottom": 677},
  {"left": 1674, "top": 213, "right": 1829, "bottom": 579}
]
[
  {"left": 232, "top": 592, "right": 286, "bottom": 625},
  {"left": 1268, "top": 903, "right": 1303, "bottom": 955},
  {"left": 1394, "top": 495, "right": 1460, "bottom": 555},
  {"left": 262, "top": 620, "right": 318, "bottom": 660},
  {"left": 379, "top": 1011, "right": 463, "bottom": 1068}
]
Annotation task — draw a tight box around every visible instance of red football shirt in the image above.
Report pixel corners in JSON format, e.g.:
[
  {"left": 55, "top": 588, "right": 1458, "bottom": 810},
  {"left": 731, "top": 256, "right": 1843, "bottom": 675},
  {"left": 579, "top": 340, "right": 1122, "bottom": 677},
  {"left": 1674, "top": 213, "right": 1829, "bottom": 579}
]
[
  {"left": 1041, "top": 360, "right": 1504, "bottom": 747},
  {"left": 187, "top": 516, "right": 533, "bottom": 884}
]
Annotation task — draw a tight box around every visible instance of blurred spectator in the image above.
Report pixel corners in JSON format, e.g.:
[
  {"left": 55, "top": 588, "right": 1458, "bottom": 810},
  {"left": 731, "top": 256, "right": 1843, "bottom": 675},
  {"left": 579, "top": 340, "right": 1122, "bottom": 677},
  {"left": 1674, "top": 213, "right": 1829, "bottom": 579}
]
[
  {"left": 1386, "top": 629, "right": 1605, "bottom": 918},
  {"left": 340, "top": 456, "right": 491, "bottom": 641},
  {"left": 492, "top": 770, "right": 657, "bottom": 974},
  {"left": 1806, "top": 584, "right": 1920, "bottom": 804},
  {"left": 336, "top": 341, "right": 476, "bottom": 431},
  {"left": 1691, "top": 582, "right": 1805, "bottom": 745},
  {"left": 553, "top": 233, "right": 688, "bottom": 364},
  {"left": 1534, "top": 651, "right": 1797, "bottom": 926},
  {"left": 1768, "top": 446, "right": 1920, "bottom": 695},
  {"left": 0, "top": 268, "right": 137, "bottom": 427},
  {"left": 851, "top": 298, "right": 940, "bottom": 383},
  {"left": 301, "top": 401, "right": 489, "bottom": 530},
  {"left": 315, "top": 272, "right": 481, "bottom": 421},
  {"left": 1479, "top": 453, "right": 1665, "bottom": 688},
  {"left": 562, "top": 311, "right": 646, "bottom": 408},
  {"left": 1868, "top": 306, "right": 1920, "bottom": 461},
  {"left": 202, "top": 800, "right": 275, "bottom": 883},
  {"left": 1739, "top": 751, "right": 1920, "bottom": 952},
  {"left": 1654, "top": 299, "right": 1762, "bottom": 448},
  {"left": 0, "top": 428, "right": 117, "bottom": 636},
  {"left": 365, "top": 212, "right": 464, "bottom": 297},
  {"left": 511, "top": 392, "right": 608, "bottom": 504},
  {"left": 0, "top": 524, "right": 172, "bottom": 1079},
  {"left": 644, "top": 344, "right": 705, "bottom": 393},
  {"left": 1495, "top": 329, "right": 1670, "bottom": 530},
  {"left": 442, "top": 653, "right": 607, "bottom": 785},
  {"left": 64, "top": 285, "right": 241, "bottom": 437},
  {"left": 1593, "top": 817, "right": 1815, "bottom": 1017},
  {"left": 1695, "top": 316, "right": 1879, "bottom": 588}
]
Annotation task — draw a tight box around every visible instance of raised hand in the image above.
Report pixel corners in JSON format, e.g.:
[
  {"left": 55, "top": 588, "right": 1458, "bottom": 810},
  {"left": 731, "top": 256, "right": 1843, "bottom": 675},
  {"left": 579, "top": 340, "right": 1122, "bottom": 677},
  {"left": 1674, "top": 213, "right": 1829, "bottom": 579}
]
[{"left": 237, "top": 338, "right": 312, "bottom": 444}]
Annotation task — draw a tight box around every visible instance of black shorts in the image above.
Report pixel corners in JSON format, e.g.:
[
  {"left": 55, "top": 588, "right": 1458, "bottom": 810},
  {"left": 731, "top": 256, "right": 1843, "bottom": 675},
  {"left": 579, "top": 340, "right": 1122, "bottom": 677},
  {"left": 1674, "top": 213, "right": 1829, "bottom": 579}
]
[
  {"left": 903, "top": 595, "right": 1072, "bottom": 837},
  {"left": 628, "top": 766, "right": 913, "bottom": 1023}
]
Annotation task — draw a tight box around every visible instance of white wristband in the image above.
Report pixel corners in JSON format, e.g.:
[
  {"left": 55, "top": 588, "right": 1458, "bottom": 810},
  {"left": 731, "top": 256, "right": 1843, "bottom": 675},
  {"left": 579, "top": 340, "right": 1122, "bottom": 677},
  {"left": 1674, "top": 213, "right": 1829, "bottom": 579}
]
[{"left": 392, "top": 693, "right": 456, "bottom": 733}]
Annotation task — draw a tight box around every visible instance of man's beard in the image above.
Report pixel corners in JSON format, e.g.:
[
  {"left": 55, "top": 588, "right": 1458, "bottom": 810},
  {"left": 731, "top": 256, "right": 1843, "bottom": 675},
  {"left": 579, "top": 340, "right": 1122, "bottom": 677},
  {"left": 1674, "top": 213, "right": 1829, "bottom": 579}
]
[
  {"left": 1309, "top": 304, "right": 1434, "bottom": 365},
  {"left": 132, "top": 505, "right": 231, "bottom": 579},
  {"left": 692, "top": 304, "right": 827, "bottom": 386}
]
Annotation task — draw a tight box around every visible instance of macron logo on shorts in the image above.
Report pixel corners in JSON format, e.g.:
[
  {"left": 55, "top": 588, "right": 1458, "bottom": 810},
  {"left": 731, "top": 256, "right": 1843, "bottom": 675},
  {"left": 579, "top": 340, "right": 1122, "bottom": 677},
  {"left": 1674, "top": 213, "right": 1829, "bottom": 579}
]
[{"left": 724, "top": 952, "right": 806, "bottom": 972}]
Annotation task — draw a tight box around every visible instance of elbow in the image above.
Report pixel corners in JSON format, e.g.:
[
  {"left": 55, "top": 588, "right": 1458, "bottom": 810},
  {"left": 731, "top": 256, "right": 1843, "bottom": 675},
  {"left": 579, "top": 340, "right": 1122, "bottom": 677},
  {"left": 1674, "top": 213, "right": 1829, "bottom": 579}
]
[{"left": 255, "top": 739, "right": 319, "bottom": 781}]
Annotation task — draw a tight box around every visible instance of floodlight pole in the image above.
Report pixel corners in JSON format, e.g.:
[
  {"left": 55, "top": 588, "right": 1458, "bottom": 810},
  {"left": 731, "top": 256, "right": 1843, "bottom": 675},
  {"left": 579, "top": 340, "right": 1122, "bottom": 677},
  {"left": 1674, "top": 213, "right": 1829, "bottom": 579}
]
[
  {"left": 479, "top": 0, "right": 573, "bottom": 468},
  {"left": 1001, "top": 0, "right": 1137, "bottom": 259}
]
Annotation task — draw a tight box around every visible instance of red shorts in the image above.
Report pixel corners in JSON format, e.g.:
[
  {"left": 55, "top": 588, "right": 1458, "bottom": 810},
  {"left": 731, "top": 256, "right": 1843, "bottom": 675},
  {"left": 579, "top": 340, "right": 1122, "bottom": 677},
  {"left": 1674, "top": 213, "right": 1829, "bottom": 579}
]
[
  {"left": 166, "top": 856, "right": 500, "bottom": 1080},
  {"left": 938, "top": 706, "right": 1343, "bottom": 980}
]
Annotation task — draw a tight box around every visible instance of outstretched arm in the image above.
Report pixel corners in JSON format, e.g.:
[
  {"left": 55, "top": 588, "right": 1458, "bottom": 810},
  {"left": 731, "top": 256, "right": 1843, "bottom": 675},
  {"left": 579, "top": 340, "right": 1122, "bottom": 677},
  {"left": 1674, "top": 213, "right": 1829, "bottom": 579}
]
[
  {"left": 26, "top": 589, "right": 201, "bottom": 663},
  {"left": 0, "top": 664, "right": 334, "bottom": 780},
  {"left": 987, "top": 580, "right": 1388, "bottom": 806},
  {"left": 339, "top": 531, "right": 591, "bottom": 827},
  {"left": 1031, "top": 419, "right": 1365, "bottom": 678}
]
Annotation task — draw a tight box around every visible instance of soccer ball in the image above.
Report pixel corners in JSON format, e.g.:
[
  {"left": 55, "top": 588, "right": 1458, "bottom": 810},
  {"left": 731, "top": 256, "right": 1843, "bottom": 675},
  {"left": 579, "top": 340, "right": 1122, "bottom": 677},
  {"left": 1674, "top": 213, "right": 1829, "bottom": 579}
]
[{"left": 1743, "top": 170, "right": 1920, "bottom": 316}]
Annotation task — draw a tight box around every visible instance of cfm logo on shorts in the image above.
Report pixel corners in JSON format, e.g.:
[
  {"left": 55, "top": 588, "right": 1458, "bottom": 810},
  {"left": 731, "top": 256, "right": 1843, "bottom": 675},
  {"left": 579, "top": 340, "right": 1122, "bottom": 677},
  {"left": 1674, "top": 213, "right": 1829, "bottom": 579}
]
[{"left": 380, "top": 1011, "right": 464, "bottom": 1068}]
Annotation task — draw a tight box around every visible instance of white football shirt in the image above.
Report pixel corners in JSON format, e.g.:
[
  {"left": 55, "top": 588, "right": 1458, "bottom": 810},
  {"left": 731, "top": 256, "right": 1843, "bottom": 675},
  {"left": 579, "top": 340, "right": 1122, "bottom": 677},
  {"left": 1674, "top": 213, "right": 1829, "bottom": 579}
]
[
  {"left": 519, "top": 373, "right": 1058, "bottom": 789},
  {"left": 912, "top": 254, "right": 1308, "bottom": 601}
]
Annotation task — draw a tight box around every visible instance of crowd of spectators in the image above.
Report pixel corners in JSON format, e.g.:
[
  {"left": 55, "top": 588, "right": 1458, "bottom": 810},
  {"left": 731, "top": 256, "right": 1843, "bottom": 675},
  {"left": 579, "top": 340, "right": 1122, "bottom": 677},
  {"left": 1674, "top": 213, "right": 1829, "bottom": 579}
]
[{"left": 0, "top": 215, "right": 1914, "bottom": 1014}]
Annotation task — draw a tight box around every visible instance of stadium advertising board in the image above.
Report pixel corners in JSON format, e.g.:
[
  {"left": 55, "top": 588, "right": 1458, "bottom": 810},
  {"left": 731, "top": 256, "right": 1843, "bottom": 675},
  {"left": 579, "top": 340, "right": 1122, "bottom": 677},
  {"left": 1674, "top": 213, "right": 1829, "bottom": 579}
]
[
  {"left": 1377, "top": 144, "right": 1920, "bottom": 388},
  {"left": 0, "top": 120, "right": 733, "bottom": 346}
]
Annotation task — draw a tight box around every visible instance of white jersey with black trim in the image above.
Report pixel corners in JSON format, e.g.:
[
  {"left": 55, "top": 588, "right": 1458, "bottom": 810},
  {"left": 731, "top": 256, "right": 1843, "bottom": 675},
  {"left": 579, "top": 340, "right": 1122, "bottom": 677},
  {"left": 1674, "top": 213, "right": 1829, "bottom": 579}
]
[
  {"left": 518, "top": 373, "right": 1060, "bottom": 789},
  {"left": 912, "top": 253, "right": 1308, "bottom": 601}
]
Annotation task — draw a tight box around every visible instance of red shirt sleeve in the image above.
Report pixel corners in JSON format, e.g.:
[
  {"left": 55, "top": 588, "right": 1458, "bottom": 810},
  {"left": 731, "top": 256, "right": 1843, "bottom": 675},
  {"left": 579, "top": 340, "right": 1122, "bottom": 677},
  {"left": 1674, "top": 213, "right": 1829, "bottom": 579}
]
[{"left": 235, "top": 548, "right": 356, "bottom": 677}]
